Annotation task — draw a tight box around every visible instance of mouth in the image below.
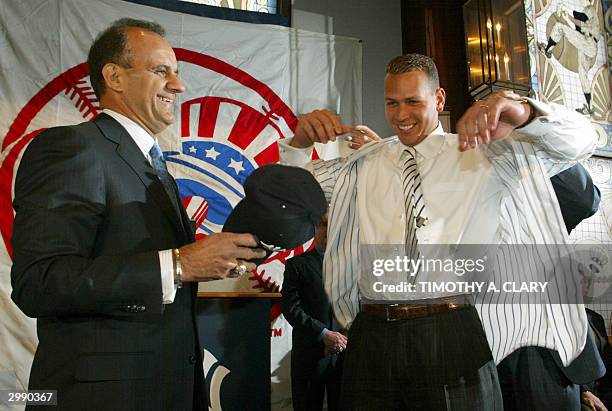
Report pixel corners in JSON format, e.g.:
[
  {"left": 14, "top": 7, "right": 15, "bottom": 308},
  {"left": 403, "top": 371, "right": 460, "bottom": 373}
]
[
  {"left": 157, "top": 95, "right": 174, "bottom": 104},
  {"left": 396, "top": 123, "right": 416, "bottom": 132}
]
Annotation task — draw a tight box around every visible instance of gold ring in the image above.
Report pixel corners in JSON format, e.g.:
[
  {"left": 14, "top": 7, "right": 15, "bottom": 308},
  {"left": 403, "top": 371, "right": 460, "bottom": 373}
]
[{"left": 479, "top": 104, "right": 489, "bottom": 110}]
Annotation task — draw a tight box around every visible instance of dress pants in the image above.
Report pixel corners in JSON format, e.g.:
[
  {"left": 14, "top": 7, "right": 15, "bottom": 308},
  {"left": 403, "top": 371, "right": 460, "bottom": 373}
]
[
  {"left": 497, "top": 346, "right": 580, "bottom": 411},
  {"left": 291, "top": 351, "right": 343, "bottom": 411},
  {"left": 339, "top": 306, "right": 503, "bottom": 410}
]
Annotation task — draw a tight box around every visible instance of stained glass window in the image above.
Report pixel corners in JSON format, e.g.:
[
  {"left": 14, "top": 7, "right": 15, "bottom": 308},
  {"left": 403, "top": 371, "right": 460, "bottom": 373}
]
[{"left": 180, "top": 0, "right": 278, "bottom": 14}]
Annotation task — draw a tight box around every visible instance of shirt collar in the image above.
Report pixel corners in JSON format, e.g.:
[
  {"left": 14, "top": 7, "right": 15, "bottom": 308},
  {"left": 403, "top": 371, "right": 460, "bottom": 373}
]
[
  {"left": 402, "top": 122, "right": 446, "bottom": 160},
  {"left": 102, "top": 109, "right": 156, "bottom": 157}
]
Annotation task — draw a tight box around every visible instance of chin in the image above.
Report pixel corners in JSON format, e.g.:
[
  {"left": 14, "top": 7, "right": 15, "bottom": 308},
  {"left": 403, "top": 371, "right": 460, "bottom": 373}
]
[
  {"left": 397, "top": 134, "right": 420, "bottom": 147},
  {"left": 160, "top": 118, "right": 175, "bottom": 128}
]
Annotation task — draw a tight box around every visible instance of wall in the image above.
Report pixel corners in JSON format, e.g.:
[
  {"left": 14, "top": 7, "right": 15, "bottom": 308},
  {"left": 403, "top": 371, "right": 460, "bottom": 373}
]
[
  {"left": 400, "top": 0, "right": 473, "bottom": 130},
  {"left": 292, "top": 0, "right": 402, "bottom": 137}
]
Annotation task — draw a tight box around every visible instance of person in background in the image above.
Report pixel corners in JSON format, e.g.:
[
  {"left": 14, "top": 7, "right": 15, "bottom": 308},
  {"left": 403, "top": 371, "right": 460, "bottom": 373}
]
[
  {"left": 282, "top": 211, "right": 345, "bottom": 411},
  {"left": 582, "top": 306, "right": 612, "bottom": 410}
]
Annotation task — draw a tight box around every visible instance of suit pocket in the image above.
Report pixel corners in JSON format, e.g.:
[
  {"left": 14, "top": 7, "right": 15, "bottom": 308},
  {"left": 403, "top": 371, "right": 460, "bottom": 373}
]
[
  {"left": 443, "top": 360, "right": 502, "bottom": 411},
  {"left": 75, "top": 352, "right": 155, "bottom": 381}
]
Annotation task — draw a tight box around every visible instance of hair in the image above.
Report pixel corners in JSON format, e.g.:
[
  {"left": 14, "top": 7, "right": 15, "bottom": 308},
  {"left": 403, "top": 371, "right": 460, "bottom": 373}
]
[
  {"left": 87, "top": 18, "right": 166, "bottom": 99},
  {"left": 386, "top": 53, "right": 440, "bottom": 90}
]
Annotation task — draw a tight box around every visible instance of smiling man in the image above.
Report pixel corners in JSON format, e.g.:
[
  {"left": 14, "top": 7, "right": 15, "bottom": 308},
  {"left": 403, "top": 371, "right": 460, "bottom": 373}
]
[
  {"left": 278, "top": 53, "right": 597, "bottom": 409},
  {"left": 10, "top": 19, "right": 264, "bottom": 410}
]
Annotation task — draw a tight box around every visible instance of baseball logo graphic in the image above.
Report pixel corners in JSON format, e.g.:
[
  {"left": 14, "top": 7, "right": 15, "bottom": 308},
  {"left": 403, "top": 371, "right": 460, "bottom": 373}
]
[{"left": 203, "top": 349, "right": 230, "bottom": 411}]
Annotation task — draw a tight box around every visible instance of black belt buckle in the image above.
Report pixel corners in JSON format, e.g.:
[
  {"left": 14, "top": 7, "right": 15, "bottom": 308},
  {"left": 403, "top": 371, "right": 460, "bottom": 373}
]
[{"left": 385, "top": 304, "right": 400, "bottom": 322}]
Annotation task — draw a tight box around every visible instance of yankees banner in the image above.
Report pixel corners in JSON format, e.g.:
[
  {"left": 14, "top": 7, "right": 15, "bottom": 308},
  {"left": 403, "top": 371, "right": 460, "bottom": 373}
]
[{"left": 0, "top": 0, "right": 361, "bottom": 409}]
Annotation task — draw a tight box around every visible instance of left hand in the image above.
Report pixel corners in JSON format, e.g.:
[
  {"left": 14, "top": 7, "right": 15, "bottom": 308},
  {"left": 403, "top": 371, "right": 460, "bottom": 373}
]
[
  {"left": 581, "top": 391, "right": 608, "bottom": 411},
  {"left": 322, "top": 330, "right": 348, "bottom": 355},
  {"left": 291, "top": 109, "right": 353, "bottom": 148},
  {"left": 455, "top": 91, "right": 534, "bottom": 152}
]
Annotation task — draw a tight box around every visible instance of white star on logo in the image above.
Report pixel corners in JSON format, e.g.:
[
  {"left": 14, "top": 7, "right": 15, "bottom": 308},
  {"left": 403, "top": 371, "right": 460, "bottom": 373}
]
[
  {"left": 189, "top": 145, "right": 197, "bottom": 153},
  {"left": 228, "top": 158, "right": 245, "bottom": 174},
  {"left": 205, "top": 147, "right": 220, "bottom": 160}
]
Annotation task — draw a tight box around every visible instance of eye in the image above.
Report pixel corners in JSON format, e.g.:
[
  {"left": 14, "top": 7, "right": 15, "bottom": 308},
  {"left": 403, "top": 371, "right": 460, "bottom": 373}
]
[
  {"left": 385, "top": 101, "right": 398, "bottom": 107},
  {"left": 151, "top": 67, "right": 169, "bottom": 78}
]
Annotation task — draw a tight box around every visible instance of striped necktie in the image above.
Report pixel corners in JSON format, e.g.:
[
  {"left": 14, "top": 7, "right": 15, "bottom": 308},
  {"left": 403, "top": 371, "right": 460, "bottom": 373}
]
[
  {"left": 401, "top": 148, "right": 426, "bottom": 281},
  {"left": 149, "top": 142, "right": 181, "bottom": 212}
]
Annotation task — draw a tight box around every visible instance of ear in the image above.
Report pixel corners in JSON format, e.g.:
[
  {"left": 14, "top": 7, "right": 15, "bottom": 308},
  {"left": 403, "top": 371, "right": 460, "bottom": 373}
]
[
  {"left": 435, "top": 87, "right": 446, "bottom": 112},
  {"left": 101, "top": 63, "right": 124, "bottom": 93}
]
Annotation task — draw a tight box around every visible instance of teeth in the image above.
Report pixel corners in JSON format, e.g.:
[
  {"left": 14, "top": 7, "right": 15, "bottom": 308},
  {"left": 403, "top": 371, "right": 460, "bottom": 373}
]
[
  {"left": 159, "top": 96, "right": 173, "bottom": 103},
  {"left": 398, "top": 124, "right": 414, "bottom": 131}
]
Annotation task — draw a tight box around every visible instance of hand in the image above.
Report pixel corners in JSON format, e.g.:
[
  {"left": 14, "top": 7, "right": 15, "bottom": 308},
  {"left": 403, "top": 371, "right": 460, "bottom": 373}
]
[
  {"left": 322, "top": 330, "right": 348, "bottom": 355},
  {"left": 456, "top": 91, "right": 535, "bottom": 152},
  {"left": 179, "top": 233, "right": 266, "bottom": 282},
  {"left": 291, "top": 109, "right": 353, "bottom": 148},
  {"left": 346, "top": 125, "right": 381, "bottom": 150},
  {"left": 581, "top": 391, "right": 608, "bottom": 411}
]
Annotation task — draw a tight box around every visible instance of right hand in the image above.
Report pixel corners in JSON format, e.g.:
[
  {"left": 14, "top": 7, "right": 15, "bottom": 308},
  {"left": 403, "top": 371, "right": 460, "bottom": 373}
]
[
  {"left": 291, "top": 109, "right": 354, "bottom": 148},
  {"left": 322, "top": 330, "right": 348, "bottom": 355},
  {"left": 179, "top": 233, "right": 266, "bottom": 282},
  {"left": 346, "top": 125, "right": 382, "bottom": 150},
  {"left": 581, "top": 391, "right": 608, "bottom": 411}
]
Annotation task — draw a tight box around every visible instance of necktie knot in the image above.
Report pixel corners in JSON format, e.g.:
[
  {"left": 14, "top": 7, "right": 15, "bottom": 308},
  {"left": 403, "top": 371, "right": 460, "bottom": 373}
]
[
  {"left": 402, "top": 147, "right": 416, "bottom": 160},
  {"left": 149, "top": 142, "right": 165, "bottom": 164},
  {"left": 149, "top": 143, "right": 171, "bottom": 177},
  {"left": 148, "top": 143, "right": 181, "bottom": 213}
]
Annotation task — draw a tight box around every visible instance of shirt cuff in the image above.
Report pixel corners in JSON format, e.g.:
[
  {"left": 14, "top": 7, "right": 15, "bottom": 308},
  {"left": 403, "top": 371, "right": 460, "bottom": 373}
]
[
  {"left": 515, "top": 97, "right": 559, "bottom": 134},
  {"left": 318, "top": 328, "right": 330, "bottom": 341},
  {"left": 159, "top": 249, "right": 177, "bottom": 304},
  {"left": 278, "top": 137, "right": 314, "bottom": 167}
]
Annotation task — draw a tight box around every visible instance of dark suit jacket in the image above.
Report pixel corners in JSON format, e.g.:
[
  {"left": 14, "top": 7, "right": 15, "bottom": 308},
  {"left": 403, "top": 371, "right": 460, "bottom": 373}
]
[
  {"left": 585, "top": 308, "right": 612, "bottom": 403},
  {"left": 10, "top": 114, "right": 202, "bottom": 411},
  {"left": 549, "top": 163, "right": 605, "bottom": 385},
  {"left": 281, "top": 248, "right": 336, "bottom": 377},
  {"left": 551, "top": 163, "right": 601, "bottom": 234}
]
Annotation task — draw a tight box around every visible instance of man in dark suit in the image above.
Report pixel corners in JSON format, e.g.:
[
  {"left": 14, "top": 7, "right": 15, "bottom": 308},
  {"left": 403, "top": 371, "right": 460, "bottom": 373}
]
[
  {"left": 10, "top": 19, "right": 263, "bottom": 410},
  {"left": 282, "top": 212, "right": 346, "bottom": 411},
  {"left": 584, "top": 307, "right": 612, "bottom": 409},
  {"left": 552, "top": 163, "right": 602, "bottom": 234},
  {"left": 497, "top": 163, "right": 607, "bottom": 410}
]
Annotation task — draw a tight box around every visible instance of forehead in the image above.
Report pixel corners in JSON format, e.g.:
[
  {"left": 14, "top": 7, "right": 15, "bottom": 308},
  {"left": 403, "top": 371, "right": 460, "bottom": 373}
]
[
  {"left": 125, "top": 28, "right": 177, "bottom": 66},
  {"left": 384, "top": 71, "right": 434, "bottom": 98}
]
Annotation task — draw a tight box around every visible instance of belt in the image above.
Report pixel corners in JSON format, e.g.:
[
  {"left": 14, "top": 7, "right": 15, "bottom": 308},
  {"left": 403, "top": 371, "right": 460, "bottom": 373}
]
[{"left": 361, "top": 295, "right": 472, "bottom": 322}]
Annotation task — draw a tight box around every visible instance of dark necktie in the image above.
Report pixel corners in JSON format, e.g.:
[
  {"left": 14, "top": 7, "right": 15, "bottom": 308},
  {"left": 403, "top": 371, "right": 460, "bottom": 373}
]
[
  {"left": 401, "top": 148, "right": 426, "bottom": 282},
  {"left": 149, "top": 142, "right": 181, "bottom": 212}
]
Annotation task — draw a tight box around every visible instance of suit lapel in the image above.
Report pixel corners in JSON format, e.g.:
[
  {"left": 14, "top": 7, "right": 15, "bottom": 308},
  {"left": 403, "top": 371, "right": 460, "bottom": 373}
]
[{"left": 93, "top": 114, "right": 187, "bottom": 238}]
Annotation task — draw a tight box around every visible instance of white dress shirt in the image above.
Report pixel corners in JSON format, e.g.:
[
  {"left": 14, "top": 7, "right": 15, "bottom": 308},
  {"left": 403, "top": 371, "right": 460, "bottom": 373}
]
[
  {"left": 278, "top": 99, "right": 597, "bottom": 365},
  {"left": 102, "top": 109, "right": 177, "bottom": 304}
]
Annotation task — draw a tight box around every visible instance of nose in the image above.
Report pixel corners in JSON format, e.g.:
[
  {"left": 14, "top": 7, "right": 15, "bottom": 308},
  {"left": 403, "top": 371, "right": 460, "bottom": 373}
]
[
  {"left": 395, "top": 103, "right": 411, "bottom": 121},
  {"left": 167, "top": 73, "right": 186, "bottom": 94}
]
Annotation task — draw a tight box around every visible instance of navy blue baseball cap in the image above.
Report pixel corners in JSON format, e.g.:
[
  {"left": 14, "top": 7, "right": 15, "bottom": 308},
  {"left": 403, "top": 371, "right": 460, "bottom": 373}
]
[{"left": 223, "top": 164, "right": 326, "bottom": 262}]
